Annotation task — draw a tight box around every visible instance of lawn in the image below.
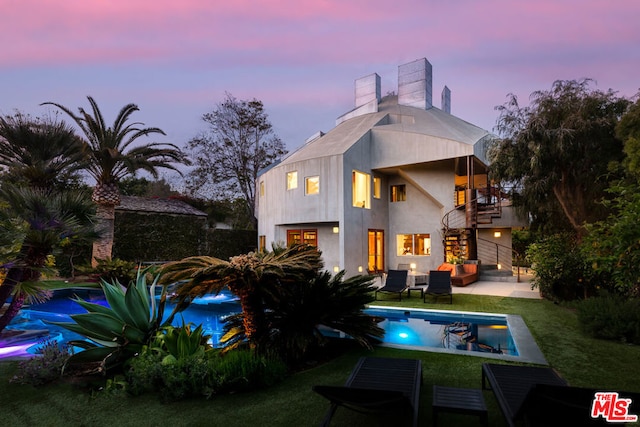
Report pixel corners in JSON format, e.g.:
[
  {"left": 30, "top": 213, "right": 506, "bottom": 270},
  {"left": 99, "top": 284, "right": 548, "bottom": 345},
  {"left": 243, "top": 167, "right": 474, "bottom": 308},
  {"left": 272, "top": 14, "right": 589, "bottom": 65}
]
[{"left": 1, "top": 293, "right": 639, "bottom": 426}]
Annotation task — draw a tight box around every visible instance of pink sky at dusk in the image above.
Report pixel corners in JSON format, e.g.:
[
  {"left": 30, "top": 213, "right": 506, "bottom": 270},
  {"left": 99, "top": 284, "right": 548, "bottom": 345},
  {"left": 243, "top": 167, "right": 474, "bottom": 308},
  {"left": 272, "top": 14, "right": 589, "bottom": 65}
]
[{"left": 1, "top": 0, "right": 638, "bottom": 175}]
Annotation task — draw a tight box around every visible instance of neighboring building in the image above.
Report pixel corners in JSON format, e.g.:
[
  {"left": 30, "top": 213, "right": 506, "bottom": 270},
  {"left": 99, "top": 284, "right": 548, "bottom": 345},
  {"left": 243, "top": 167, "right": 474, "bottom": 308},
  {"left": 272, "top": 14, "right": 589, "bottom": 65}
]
[{"left": 256, "top": 58, "right": 527, "bottom": 277}]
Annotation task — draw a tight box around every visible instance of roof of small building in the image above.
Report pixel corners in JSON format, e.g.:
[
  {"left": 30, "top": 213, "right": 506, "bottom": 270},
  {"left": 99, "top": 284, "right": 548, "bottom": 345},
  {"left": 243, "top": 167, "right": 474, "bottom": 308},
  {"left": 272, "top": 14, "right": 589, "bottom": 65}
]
[{"left": 116, "top": 196, "right": 208, "bottom": 217}]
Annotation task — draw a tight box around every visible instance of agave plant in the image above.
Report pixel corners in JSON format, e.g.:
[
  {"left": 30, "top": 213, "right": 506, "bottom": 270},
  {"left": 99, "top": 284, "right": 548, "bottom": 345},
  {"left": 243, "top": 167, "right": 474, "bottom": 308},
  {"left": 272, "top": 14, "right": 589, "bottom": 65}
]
[{"left": 48, "top": 268, "right": 174, "bottom": 374}]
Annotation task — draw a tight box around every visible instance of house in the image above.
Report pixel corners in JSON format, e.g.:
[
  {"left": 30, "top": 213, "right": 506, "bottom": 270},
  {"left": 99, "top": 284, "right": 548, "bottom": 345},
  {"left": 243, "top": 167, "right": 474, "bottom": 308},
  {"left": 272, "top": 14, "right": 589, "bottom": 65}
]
[{"left": 256, "top": 58, "right": 527, "bottom": 277}]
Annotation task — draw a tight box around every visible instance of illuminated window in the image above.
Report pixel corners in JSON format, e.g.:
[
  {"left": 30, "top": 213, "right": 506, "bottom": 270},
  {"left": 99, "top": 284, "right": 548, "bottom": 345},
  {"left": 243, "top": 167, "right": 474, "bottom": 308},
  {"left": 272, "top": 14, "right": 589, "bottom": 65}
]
[
  {"left": 305, "top": 176, "right": 319, "bottom": 195},
  {"left": 259, "top": 181, "right": 265, "bottom": 197},
  {"left": 373, "top": 177, "right": 381, "bottom": 199},
  {"left": 287, "top": 229, "right": 317, "bottom": 247},
  {"left": 396, "top": 233, "right": 431, "bottom": 256},
  {"left": 286, "top": 171, "right": 298, "bottom": 190},
  {"left": 352, "top": 170, "right": 370, "bottom": 209},
  {"left": 259, "top": 235, "right": 266, "bottom": 252},
  {"left": 390, "top": 185, "right": 406, "bottom": 202}
]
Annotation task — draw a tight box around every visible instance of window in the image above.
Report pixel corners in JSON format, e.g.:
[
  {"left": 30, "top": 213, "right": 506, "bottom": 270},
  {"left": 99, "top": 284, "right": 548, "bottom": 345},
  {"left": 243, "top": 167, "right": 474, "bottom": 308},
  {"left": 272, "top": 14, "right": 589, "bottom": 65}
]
[
  {"left": 259, "top": 235, "right": 266, "bottom": 252},
  {"left": 352, "top": 170, "right": 370, "bottom": 208},
  {"left": 259, "top": 181, "right": 265, "bottom": 197},
  {"left": 390, "top": 184, "right": 406, "bottom": 202},
  {"left": 373, "top": 177, "right": 381, "bottom": 199},
  {"left": 287, "top": 229, "right": 317, "bottom": 247},
  {"left": 396, "top": 233, "right": 431, "bottom": 256},
  {"left": 287, "top": 171, "right": 298, "bottom": 190},
  {"left": 305, "top": 176, "right": 319, "bottom": 195},
  {"left": 368, "top": 229, "right": 384, "bottom": 273}
]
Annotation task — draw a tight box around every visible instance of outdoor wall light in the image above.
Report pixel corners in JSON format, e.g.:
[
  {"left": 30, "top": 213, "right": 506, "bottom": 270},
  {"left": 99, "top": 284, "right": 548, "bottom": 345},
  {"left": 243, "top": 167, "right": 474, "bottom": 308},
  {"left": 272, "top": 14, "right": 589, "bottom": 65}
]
[
  {"left": 497, "top": 263, "right": 502, "bottom": 270},
  {"left": 333, "top": 226, "right": 339, "bottom": 234},
  {"left": 494, "top": 231, "right": 501, "bottom": 238},
  {"left": 358, "top": 266, "right": 363, "bottom": 273},
  {"left": 333, "top": 266, "right": 339, "bottom": 273}
]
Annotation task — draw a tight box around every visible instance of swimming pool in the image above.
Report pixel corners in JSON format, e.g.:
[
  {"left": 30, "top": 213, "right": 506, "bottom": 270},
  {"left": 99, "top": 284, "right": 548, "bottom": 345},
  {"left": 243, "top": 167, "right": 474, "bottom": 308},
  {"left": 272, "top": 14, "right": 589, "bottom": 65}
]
[{"left": 3, "top": 289, "right": 547, "bottom": 364}]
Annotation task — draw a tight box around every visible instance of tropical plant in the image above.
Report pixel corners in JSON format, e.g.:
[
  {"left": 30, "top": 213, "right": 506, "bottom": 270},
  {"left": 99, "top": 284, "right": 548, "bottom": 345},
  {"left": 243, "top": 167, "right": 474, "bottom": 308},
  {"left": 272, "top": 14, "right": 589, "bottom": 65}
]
[
  {"left": 153, "top": 322, "right": 213, "bottom": 363},
  {"left": 158, "top": 244, "right": 324, "bottom": 350},
  {"left": 42, "top": 96, "right": 190, "bottom": 265},
  {"left": 221, "top": 270, "right": 384, "bottom": 363},
  {"left": 48, "top": 268, "right": 176, "bottom": 374},
  {"left": 0, "top": 111, "right": 85, "bottom": 191},
  {"left": 0, "top": 185, "right": 96, "bottom": 333}
]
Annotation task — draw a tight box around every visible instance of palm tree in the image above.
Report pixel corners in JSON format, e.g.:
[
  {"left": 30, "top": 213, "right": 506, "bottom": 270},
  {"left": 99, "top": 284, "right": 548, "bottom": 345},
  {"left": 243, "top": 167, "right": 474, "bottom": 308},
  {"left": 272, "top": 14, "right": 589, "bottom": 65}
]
[
  {"left": 158, "top": 244, "right": 324, "bottom": 349},
  {"left": 42, "top": 96, "right": 189, "bottom": 265},
  {"left": 0, "top": 186, "right": 96, "bottom": 333},
  {"left": 0, "top": 112, "right": 85, "bottom": 190}
]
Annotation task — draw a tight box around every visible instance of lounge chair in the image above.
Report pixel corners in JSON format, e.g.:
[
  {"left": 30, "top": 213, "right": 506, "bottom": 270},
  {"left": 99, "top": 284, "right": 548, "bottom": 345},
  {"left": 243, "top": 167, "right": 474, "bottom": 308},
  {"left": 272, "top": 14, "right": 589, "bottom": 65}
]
[
  {"left": 423, "top": 270, "right": 452, "bottom": 304},
  {"left": 481, "top": 363, "right": 569, "bottom": 427},
  {"left": 313, "top": 356, "right": 422, "bottom": 426},
  {"left": 375, "top": 269, "right": 409, "bottom": 301}
]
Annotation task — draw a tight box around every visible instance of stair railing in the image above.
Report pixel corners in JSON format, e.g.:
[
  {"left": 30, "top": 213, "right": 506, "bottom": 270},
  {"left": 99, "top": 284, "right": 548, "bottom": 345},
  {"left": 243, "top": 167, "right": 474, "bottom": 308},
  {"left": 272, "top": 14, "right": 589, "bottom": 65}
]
[{"left": 477, "top": 236, "right": 522, "bottom": 282}]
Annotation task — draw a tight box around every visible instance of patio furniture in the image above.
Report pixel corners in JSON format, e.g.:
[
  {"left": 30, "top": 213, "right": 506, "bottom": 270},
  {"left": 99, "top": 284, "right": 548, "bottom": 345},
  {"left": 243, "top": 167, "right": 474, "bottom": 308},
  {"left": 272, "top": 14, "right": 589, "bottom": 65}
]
[
  {"left": 407, "top": 271, "right": 429, "bottom": 298},
  {"left": 313, "top": 356, "right": 423, "bottom": 427},
  {"left": 375, "top": 269, "right": 409, "bottom": 301},
  {"left": 423, "top": 270, "right": 452, "bottom": 304},
  {"left": 481, "top": 363, "right": 568, "bottom": 427},
  {"left": 432, "top": 385, "right": 488, "bottom": 426}
]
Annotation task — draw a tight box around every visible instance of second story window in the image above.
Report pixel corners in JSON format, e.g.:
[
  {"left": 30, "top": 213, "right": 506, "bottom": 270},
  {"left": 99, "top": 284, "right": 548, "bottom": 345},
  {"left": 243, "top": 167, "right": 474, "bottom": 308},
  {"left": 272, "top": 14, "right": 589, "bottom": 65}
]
[
  {"left": 390, "top": 184, "right": 406, "bottom": 202},
  {"left": 305, "top": 176, "right": 319, "bottom": 195},
  {"left": 352, "top": 170, "right": 370, "bottom": 209},
  {"left": 287, "top": 171, "right": 298, "bottom": 190},
  {"left": 373, "top": 177, "right": 381, "bottom": 199}
]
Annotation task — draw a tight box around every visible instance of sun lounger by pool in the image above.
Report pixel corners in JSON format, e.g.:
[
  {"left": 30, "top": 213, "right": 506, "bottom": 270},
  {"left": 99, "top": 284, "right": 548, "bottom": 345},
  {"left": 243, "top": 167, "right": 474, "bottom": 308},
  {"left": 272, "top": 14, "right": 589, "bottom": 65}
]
[
  {"left": 313, "top": 356, "right": 422, "bottom": 426},
  {"left": 481, "top": 363, "right": 568, "bottom": 426}
]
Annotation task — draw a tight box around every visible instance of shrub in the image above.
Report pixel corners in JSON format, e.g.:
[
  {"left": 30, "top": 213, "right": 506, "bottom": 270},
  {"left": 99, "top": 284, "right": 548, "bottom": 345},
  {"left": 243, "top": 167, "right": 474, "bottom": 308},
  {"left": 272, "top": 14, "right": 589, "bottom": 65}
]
[
  {"left": 125, "top": 348, "right": 287, "bottom": 400},
  {"left": 91, "top": 258, "right": 137, "bottom": 286},
  {"left": 527, "top": 233, "right": 591, "bottom": 301},
  {"left": 213, "top": 349, "right": 287, "bottom": 393},
  {"left": 10, "top": 339, "right": 70, "bottom": 385},
  {"left": 577, "top": 295, "right": 640, "bottom": 344}
]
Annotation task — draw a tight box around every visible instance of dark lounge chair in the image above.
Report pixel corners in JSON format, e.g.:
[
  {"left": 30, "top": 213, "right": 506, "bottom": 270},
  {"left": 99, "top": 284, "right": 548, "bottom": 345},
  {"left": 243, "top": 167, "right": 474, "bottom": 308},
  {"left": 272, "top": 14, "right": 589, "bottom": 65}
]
[
  {"left": 375, "top": 269, "right": 409, "bottom": 301},
  {"left": 481, "top": 363, "right": 568, "bottom": 427},
  {"left": 423, "top": 270, "right": 452, "bottom": 304},
  {"left": 313, "top": 356, "right": 422, "bottom": 427}
]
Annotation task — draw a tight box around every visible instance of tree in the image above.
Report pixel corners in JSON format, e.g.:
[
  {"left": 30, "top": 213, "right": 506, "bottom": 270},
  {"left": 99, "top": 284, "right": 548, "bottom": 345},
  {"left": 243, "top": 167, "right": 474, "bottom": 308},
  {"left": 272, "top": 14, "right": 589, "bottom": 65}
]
[
  {"left": 42, "top": 96, "right": 190, "bottom": 265},
  {"left": 158, "top": 244, "right": 323, "bottom": 349},
  {"left": 0, "top": 112, "right": 84, "bottom": 190},
  {"left": 186, "top": 93, "right": 287, "bottom": 229},
  {"left": 0, "top": 186, "right": 97, "bottom": 332},
  {"left": 0, "top": 112, "right": 97, "bottom": 333},
  {"left": 489, "top": 79, "right": 630, "bottom": 237}
]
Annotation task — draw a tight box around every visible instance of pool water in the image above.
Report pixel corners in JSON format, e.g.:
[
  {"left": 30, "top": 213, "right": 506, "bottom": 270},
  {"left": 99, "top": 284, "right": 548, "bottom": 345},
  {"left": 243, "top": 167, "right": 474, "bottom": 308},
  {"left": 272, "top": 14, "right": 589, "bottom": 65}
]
[{"left": 4, "top": 289, "right": 523, "bottom": 360}]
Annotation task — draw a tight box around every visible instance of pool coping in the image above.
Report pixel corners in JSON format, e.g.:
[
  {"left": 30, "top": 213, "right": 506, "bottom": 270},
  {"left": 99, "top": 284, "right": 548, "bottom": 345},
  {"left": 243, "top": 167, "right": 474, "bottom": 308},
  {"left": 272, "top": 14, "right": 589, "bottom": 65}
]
[{"left": 368, "top": 305, "right": 548, "bottom": 365}]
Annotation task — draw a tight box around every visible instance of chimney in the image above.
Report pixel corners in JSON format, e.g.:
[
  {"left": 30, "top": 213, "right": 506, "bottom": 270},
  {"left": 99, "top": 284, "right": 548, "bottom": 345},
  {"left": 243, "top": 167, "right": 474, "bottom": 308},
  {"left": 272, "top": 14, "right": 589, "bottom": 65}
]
[
  {"left": 441, "top": 85, "right": 451, "bottom": 113},
  {"left": 355, "top": 73, "right": 381, "bottom": 108},
  {"left": 398, "top": 58, "right": 432, "bottom": 109},
  {"left": 336, "top": 73, "right": 380, "bottom": 125}
]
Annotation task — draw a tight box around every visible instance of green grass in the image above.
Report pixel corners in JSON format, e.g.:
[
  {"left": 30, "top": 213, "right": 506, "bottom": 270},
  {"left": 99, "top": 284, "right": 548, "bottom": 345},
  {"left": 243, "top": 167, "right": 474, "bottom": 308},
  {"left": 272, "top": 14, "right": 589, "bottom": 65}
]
[{"left": 2, "top": 293, "right": 639, "bottom": 426}]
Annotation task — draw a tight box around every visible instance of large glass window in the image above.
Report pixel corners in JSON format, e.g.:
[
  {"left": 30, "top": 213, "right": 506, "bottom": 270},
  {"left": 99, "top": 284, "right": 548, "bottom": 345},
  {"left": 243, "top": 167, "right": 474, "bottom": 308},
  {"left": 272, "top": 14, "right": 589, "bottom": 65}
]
[
  {"left": 287, "top": 229, "right": 317, "bottom": 247},
  {"left": 396, "top": 233, "right": 431, "bottom": 256},
  {"left": 352, "top": 170, "right": 370, "bottom": 209},
  {"left": 287, "top": 171, "right": 298, "bottom": 190},
  {"left": 305, "top": 176, "right": 319, "bottom": 195},
  {"left": 390, "top": 185, "right": 406, "bottom": 202}
]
